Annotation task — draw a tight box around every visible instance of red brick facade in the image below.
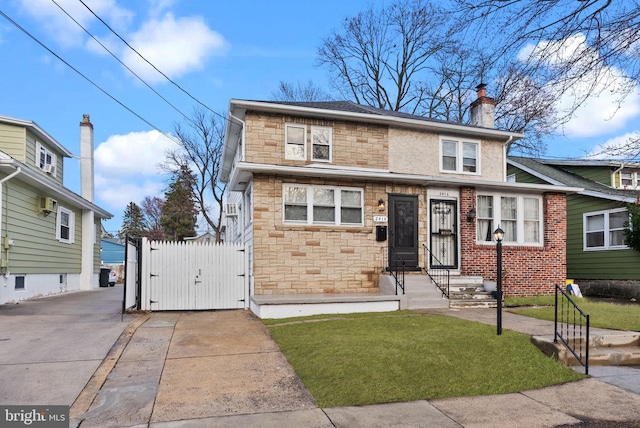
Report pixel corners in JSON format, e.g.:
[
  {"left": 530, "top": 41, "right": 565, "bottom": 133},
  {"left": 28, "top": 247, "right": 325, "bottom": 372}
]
[{"left": 459, "top": 187, "right": 567, "bottom": 296}]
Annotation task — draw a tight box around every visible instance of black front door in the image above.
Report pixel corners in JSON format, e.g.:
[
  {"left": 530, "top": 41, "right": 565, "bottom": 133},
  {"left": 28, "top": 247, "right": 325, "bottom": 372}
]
[
  {"left": 429, "top": 199, "right": 458, "bottom": 269},
  {"left": 389, "top": 195, "right": 419, "bottom": 270}
]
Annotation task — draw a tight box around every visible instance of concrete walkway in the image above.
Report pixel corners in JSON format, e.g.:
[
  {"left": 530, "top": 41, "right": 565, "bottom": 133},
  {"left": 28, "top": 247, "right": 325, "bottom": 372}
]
[{"left": 3, "top": 287, "right": 640, "bottom": 427}]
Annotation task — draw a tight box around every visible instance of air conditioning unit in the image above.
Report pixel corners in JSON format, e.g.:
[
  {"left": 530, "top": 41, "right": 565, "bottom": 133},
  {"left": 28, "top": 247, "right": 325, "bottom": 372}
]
[
  {"left": 44, "top": 163, "right": 56, "bottom": 174},
  {"left": 38, "top": 196, "right": 58, "bottom": 213},
  {"left": 225, "top": 203, "right": 238, "bottom": 216}
]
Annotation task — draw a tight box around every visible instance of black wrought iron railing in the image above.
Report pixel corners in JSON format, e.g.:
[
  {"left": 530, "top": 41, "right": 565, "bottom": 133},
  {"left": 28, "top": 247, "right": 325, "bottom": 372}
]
[
  {"left": 555, "top": 284, "right": 590, "bottom": 375},
  {"left": 422, "top": 244, "right": 450, "bottom": 298},
  {"left": 387, "top": 247, "right": 405, "bottom": 295}
]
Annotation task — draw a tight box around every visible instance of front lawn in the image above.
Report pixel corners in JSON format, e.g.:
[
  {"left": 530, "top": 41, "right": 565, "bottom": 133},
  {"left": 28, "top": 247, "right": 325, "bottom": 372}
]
[
  {"left": 265, "top": 311, "right": 584, "bottom": 408},
  {"left": 506, "top": 296, "right": 640, "bottom": 331}
]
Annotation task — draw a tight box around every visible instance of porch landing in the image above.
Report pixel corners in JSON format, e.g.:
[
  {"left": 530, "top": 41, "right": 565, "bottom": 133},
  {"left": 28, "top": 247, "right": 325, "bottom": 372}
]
[{"left": 250, "top": 274, "right": 448, "bottom": 319}]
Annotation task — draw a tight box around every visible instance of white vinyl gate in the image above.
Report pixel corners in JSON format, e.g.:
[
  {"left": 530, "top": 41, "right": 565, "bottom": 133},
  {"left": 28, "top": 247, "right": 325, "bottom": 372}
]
[{"left": 139, "top": 238, "right": 247, "bottom": 311}]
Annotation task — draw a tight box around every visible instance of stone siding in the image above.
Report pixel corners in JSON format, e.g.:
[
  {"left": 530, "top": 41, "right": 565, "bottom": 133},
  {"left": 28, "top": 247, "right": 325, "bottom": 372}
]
[
  {"left": 244, "top": 112, "right": 388, "bottom": 169},
  {"left": 577, "top": 280, "right": 640, "bottom": 300}
]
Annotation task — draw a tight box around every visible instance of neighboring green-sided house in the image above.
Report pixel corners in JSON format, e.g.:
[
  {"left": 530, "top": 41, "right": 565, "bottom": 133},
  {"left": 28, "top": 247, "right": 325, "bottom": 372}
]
[
  {"left": 508, "top": 157, "right": 640, "bottom": 300},
  {"left": 0, "top": 114, "right": 112, "bottom": 304}
]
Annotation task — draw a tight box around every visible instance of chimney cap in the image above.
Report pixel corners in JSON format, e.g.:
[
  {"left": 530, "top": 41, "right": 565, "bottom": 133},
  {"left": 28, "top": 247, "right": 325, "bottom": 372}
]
[{"left": 475, "top": 83, "right": 487, "bottom": 91}]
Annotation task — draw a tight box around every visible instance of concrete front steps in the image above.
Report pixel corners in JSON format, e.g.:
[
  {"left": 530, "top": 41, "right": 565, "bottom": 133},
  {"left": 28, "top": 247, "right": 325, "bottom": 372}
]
[
  {"left": 532, "top": 333, "right": 640, "bottom": 367},
  {"left": 447, "top": 276, "right": 498, "bottom": 309},
  {"left": 382, "top": 274, "right": 498, "bottom": 309}
]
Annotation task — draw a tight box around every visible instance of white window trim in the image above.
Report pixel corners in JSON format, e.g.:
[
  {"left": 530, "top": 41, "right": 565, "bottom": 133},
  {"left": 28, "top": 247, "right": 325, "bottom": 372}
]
[
  {"left": 311, "top": 125, "right": 332, "bottom": 162},
  {"left": 583, "top": 208, "right": 629, "bottom": 251},
  {"left": 285, "top": 123, "right": 307, "bottom": 160},
  {"left": 439, "top": 137, "right": 481, "bottom": 175},
  {"left": 35, "top": 141, "right": 58, "bottom": 177},
  {"left": 56, "top": 206, "right": 75, "bottom": 244},
  {"left": 282, "top": 183, "right": 364, "bottom": 226},
  {"left": 476, "top": 193, "right": 543, "bottom": 246}
]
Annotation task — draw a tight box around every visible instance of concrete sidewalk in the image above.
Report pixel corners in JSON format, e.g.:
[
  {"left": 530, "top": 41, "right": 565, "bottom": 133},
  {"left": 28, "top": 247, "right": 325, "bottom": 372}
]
[{"left": 3, "top": 287, "right": 640, "bottom": 427}]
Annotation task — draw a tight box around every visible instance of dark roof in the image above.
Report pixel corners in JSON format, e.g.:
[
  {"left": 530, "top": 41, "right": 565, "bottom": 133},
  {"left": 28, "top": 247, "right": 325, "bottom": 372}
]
[
  {"left": 509, "top": 156, "right": 640, "bottom": 200},
  {"left": 252, "top": 100, "right": 479, "bottom": 129}
]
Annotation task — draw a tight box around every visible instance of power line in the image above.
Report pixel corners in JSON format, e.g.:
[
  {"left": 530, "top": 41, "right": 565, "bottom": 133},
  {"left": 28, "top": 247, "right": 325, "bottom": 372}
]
[
  {"left": 50, "top": 0, "right": 192, "bottom": 124},
  {"left": 0, "top": 8, "right": 174, "bottom": 138},
  {"left": 77, "top": 0, "right": 228, "bottom": 123}
]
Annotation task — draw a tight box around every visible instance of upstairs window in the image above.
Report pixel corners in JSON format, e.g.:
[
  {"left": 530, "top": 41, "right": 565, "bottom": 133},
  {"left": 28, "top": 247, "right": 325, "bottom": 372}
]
[
  {"left": 285, "top": 124, "right": 306, "bottom": 160},
  {"left": 311, "top": 126, "right": 332, "bottom": 162},
  {"left": 616, "top": 169, "right": 640, "bottom": 189},
  {"left": 441, "top": 138, "right": 479, "bottom": 174},
  {"left": 584, "top": 208, "right": 628, "bottom": 250},
  {"left": 35, "top": 141, "right": 57, "bottom": 176}
]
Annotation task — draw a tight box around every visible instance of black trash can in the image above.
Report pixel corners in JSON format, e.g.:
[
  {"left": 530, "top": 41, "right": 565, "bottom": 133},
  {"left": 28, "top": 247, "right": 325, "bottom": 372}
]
[{"left": 99, "top": 267, "right": 110, "bottom": 287}]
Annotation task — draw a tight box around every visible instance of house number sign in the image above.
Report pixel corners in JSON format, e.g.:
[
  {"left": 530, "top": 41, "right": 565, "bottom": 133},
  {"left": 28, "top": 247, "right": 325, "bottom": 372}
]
[{"left": 373, "top": 216, "right": 388, "bottom": 222}]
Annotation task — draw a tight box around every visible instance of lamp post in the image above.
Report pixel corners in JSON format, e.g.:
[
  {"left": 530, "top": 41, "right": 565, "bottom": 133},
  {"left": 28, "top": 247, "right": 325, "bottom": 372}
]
[{"left": 494, "top": 226, "right": 504, "bottom": 336}]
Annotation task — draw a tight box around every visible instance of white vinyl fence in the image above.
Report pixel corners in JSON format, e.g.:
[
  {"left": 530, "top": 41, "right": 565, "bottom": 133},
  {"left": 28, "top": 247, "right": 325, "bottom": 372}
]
[{"left": 138, "top": 238, "right": 247, "bottom": 311}]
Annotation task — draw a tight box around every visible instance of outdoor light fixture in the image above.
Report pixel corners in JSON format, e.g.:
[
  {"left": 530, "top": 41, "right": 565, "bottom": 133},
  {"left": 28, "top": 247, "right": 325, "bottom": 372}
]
[
  {"left": 494, "top": 226, "right": 504, "bottom": 335},
  {"left": 466, "top": 208, "right": 476, "bottom": 222},
  {"left": 378, "top": 199, "right": 385, "bottom": 211}
]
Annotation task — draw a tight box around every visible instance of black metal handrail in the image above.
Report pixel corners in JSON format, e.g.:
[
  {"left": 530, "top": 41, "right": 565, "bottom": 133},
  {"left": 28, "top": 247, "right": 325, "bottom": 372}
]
[
  {"left": 422, "top": 244, "right": 450, "bottom": 298},
  {"left": 387, "top": 247, "right": 405, "bottom": 295},
  {"left": 555, "top": 284, "right": 590, "bottom": 375}
]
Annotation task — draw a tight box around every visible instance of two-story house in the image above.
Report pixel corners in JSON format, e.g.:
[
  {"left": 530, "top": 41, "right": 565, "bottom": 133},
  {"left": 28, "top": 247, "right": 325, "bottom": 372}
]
[
  {"left": 221, "top": 89, "right": 581, "bottom": 318},
  {"left": 508, "top": 157, "right": 640, "bottom": 300},
  {"left": 0, "top": 114, "right": 111, "bottom": 304}
]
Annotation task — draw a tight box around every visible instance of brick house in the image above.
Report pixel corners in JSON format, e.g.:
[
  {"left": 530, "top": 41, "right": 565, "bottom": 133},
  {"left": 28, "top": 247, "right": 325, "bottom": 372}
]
[{"left": 221, "top": 88, "right": 580, "bottom": 318}]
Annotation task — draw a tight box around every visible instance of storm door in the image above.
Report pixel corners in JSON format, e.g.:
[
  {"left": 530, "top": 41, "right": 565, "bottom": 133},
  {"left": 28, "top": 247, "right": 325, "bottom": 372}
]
[
  {"left": 429, "top": 199, "right": 458, "bottom": 269},
  {"left": 388, "top": 195, "right": 419, "bottom": 270}
]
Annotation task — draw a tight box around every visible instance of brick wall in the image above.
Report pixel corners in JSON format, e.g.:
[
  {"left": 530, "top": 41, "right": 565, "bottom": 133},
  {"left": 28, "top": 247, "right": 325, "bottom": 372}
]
[
  {"left": 244, "top": 112, "right": 389, "bottom": 169},
  {"left": 459, "top": 187, "right": 567, "bottom": 296}
]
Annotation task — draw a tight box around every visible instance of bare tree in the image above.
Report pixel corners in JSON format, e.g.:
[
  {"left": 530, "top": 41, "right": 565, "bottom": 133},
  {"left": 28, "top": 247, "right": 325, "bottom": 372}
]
[
  {"left": 318, "top": 0, "right": 451, "bottom": 114},
  {"left": 141, "top": 196, "right": 165, "bottom": 241},
  {"left": 452, "top": 1, "right": 640, "bottom": 135},
  {"left": 316, "top": 0, "right": 558, "bottom": 154},
  {"left": 270, "top": 80, "right": 333, "bottom": 102},
  {"left": 163, "top": 108, "right": 226, "bottom": 242}
]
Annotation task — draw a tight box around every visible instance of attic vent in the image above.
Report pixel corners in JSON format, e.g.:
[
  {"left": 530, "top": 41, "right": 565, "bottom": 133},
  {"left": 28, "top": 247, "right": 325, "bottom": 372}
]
[
  {"left": 225, "top": 203, "right": 238, "bottom": 216},
  {"left": 38, "top": 196, "right": 58, "bottom": 214}
]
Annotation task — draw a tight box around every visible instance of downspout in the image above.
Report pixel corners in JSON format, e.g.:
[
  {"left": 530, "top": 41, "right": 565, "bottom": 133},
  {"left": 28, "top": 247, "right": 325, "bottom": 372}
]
[
  {"left": 229, "top": 113, "right": 246, "bottom": 161},
  {"left": 612, "top": 163, "right": 625, "bottom": 188},
  {"left": 504, "top": 136, "right": 513, "bottom": 181},
  {"left": 0, "top": 166, "right": 22, "bottom": 278}
]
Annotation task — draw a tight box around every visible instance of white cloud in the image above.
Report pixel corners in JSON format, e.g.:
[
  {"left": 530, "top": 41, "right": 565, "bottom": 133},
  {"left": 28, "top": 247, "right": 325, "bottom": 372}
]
[
  {"left": 19, "top": 0, "right": 133, "bottom": 47},
  {"left": 587, "top": 131, "right": 640, "bottom": 159},
  {"left": 520, "top": 34, "right": 640, "bottom": 139},
  {"left": 122, "top": 13, "right": 227, "bottom": 83},
  {"left": 94, "top": 130, "right": 178, "bottom": 209}
]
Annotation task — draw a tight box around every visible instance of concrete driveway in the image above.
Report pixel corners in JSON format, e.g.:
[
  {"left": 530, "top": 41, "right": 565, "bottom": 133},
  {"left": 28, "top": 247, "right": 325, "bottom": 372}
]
[{"left": 0, "top": 286, "right": 135, "bottom": 405}]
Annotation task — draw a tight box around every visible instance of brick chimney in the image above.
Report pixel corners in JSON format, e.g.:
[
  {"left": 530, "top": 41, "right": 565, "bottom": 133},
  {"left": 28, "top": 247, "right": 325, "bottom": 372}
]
[
  {"left": 470, "top": 83, "right": 495, "bottom": 128},
  {"left": 79, "top": 114, "right": 94, "bottom": 203}
]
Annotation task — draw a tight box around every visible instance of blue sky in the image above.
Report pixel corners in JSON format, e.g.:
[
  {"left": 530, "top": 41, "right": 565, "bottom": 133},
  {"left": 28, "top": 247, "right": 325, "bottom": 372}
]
[{"left": 0, "top": 0, "right": 639, "bottom": 234}]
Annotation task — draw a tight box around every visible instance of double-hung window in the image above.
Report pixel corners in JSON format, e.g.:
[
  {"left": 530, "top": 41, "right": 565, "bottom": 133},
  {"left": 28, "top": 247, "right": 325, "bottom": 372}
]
[
  {"left": 311, "top": 126, "right": 332, "bottom": 162},
  {"left": 584, "top": 209, "right": 628, "bottom": 250},
  {"left": 56, "top": 206, "right": 75, "bottom": 244},
  {"left": 35, "top": 141, "right": 57, "bottom": 176},
  {"left": 285, "top": 124, "right": 306, "bottom": 160},
  {"left": 441, "top": 138, "right": 479, "bottom": 174},
  {"left": 476, "top": 194, "right": 542, "bottom": 245},
  {"left": 283, "top": 184, "right": 363, "bottom": 226}
]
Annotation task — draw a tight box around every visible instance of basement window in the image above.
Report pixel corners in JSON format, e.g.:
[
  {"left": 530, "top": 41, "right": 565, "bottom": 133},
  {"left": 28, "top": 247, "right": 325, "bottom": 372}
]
[{"left": 15, "top": 275, "right": 25, "bottom": 290}]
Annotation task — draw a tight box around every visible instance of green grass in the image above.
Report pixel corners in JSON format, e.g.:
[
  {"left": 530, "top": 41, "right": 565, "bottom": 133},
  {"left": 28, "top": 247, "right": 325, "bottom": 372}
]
[
  {"left": 266, "top": 312, "right": 584, "bottom": 408},
  {"left": 506, "top": 297, "right": 640, "bottom": 331}
]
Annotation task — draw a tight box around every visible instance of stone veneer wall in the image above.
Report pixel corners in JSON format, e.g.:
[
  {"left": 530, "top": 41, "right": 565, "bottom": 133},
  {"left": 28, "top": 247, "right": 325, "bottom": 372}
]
[
  {"left": 459, "top": 187, "right": 567, "bottom": 296},
  {"left": 244, "top": 112, "right": 389, "bottom": 169},
  {"left": 576, "top": 280, "right": 640, "bottom": 300},
  {"left": 250, "top": 175, "right": 430, "bottom": 295}
]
